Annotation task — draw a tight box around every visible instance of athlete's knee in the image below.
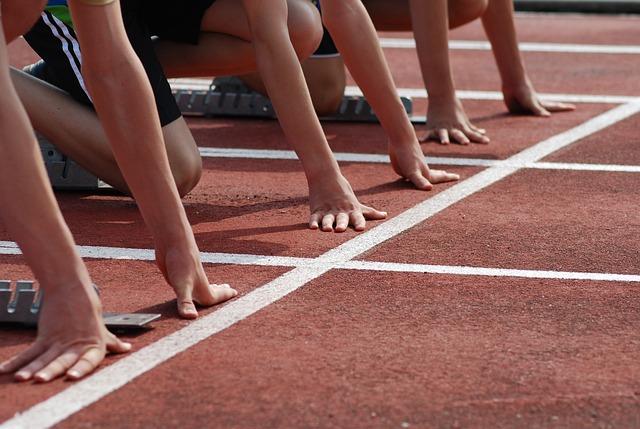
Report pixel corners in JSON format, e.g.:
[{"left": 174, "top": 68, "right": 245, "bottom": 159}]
[
  {"left": 287, "top": 0, "right": 323, "bottom": 59},
  {"left": 172, "top": 147, "right": 202, "bottom": 197},
  {"left": 449, "top": 0, "right": 488, "bottom": 27},
  {"left": 162, "top": 119, "right": 202, "bottom": 197}
]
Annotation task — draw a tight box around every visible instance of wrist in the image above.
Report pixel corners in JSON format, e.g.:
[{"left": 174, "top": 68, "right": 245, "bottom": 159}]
[{"left": 501, "top": 72, "right": 531, "bottom": 93}]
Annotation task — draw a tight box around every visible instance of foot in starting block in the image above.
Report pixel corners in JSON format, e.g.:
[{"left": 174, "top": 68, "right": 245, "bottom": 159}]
[
  {"left": 0, "top": 280, "right": 160, "bottom": 330},
  {"left": 173, "top": 76, "right": 418, "bottom": 123},
  {"left": 38, "top": 134, "right": 112, "bottom": 192}
]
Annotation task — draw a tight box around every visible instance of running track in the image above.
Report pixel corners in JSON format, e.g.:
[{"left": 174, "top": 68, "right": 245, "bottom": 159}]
[{"left": 2, "top": 12, "right": 640, "bottom": 429}]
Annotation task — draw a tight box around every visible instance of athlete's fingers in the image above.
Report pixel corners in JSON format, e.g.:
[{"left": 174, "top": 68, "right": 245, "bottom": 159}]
[
  {"left": 65, "top": 347, "right": 106, "bottom": 381},
  {"left": 361, "top": 206, "right": 388, "bottom": 221},
  {"left": 427, "top": 168, "right": 460, "bottom": 184},
  {"left": 530, "top": 102, "right": 551, "bottom": 117},
  {"left": 335, "top": 213, "right": 350, "bottom": 233},
  {"left": 542, "top": 101, "right": 576, "bottom": 112},
  {"left": 450, "top": 129, "right": 470, "bottom": 145},
  {"left": 321, "top": 214, "right": 335, "bottom": 232},
  {"left": 105, "top": 332, "right": 132, "bottom": 355},
  {"left": 309, "top": 212, "right": 321, "bottom": 230},
  {"left": 467, "top": 128, "right": 490, "bottom": 144},
  {"left": 350, "top": 211, "right": 367, "bottom": 232},
  {"left": 14, "top": 345, "right": 72, "bottom": 382},
  {"left": 470, "top": 123, "right": 486, "bottom": 134},
  {"left": 209, "top": 285, "right": 238, "bottom": 304},
  {"left": 437, "top": 129, "right": 450, "bottom": 145},
  {"left": 34, "top": 347, "right": 93, "bottom": 383},
  {"left": 408, "top": 171, "right": 433, "bottom": 191},
  {"left": 175, "top": 286, "right": 198, "bottom": 320},
  {"left": 0, "top": 342, "right": 47, "bottom": 375}
]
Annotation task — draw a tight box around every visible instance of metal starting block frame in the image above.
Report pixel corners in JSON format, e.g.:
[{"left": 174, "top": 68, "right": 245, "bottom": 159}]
[
  {"left": 173, "top": 78, "right": 416, "bottom": 123},
  {"left": 38, "top": 135, "right": 103, "bottom": 191},
  {"left": 0, "top": 281, "right": 41, "bottom": 325},
  {"left": 0, "top": 280, "right": 160, "bottom": 330}
]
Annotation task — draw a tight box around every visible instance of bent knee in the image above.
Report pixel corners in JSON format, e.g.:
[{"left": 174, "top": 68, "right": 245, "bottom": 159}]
[
  {"left": 287, "top": 0, "right": 324, "bottom": 59},
  {"left": 172, "top": 150, "right": 202, "bottom": 197},
  {"left": 449, "top": 0, "right": 488, "bottom": 28}
]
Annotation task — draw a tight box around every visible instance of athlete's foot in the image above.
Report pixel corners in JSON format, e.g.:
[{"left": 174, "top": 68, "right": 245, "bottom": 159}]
[{"left": 155, "top": 245, "right": 237, "bottom": 319}]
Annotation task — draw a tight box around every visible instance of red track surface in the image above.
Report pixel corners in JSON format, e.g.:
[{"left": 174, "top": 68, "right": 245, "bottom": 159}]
[{"left": 2, "top": 12, "right": 640, "bottom": 429}]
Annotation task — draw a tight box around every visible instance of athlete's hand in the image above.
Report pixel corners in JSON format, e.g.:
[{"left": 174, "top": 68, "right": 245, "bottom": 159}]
[
  {"left": 0, "top": 284, "right": 131, "bottom": 383},
  {"left": 389, "top": 141, "right": 459, "bottom": 190},
  {"left": 420, "top": 96, "right": 490, "bottom": 145},
  {"left": 503, "top": 80, "right": 576, "bottom": 117},
  {"left": 308, "top": 174, "right": 387, "bottom": 233}
]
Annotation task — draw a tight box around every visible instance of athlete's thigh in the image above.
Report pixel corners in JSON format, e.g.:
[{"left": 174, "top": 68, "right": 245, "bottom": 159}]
[{"left": 199, "top": 0, "right": 253, "bottom": 41}]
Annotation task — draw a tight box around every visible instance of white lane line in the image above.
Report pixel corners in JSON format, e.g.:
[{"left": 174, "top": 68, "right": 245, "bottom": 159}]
[
  {"left": 345, "top": 86, "right": 640, "bottom": 105},
  {"left": 3, "top": 102, "right": 639, "bottom": 429},
  {"left": 3, "top": 241, "right": 639, "bottom": 283},
  {"left": 380, "top": 38, "right": 640, "bottom": 55},
  {"left": 198, "top": 147, "right": 640, "bottom": 173},
  {"left": 338, "top": 261, "right": 640, "bottom": 282},
  {"left": 0, "top": 241, "right": 306, "bottom": 268},
  {"left": 169, "top": 78, "right": 640, "bottom": 105}
]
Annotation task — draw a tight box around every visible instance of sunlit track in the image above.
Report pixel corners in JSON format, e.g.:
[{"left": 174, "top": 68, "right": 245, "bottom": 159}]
[
  {"left": 3, "top": 99, "right": 638, "bottom": 429},
  {"left": 170, "top": 78, "right": 640, "bottom": 104},
  {"left": 198, "top": 147, "right": 640, "bottom": 173},
  {"left": 380, "top": 37, "right": 640, "bottom": 55}
]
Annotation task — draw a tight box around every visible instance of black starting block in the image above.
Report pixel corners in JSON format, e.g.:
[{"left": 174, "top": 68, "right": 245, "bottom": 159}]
[
  {"left": 0, "top": 280, "right": 160, "bottom": 330},
  {"left": 38, "top": 135, "right": 108, "bottom": 191},
  {"left": 173, "top": 77, "right": 416, "bottom": 123}
]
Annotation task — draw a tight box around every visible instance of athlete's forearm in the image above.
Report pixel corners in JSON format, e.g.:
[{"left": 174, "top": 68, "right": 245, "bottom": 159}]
[
  {"left": 408, "top": 0, "right": 457, "bottom": 102},
  {"left": 320, "top": 0, "right": 415, "bottom": 146},
  {"left": 481, "top": 0, "right": 528, "bottom": 89},
  {"left": 69, "top": 1, "right": 192, "bottom": 247},
  {"left": 0, "top": 62, "right": 89, "bottom": 290},
  {"left": 242, "top": 0, "right": 341, "bottom": 182}
]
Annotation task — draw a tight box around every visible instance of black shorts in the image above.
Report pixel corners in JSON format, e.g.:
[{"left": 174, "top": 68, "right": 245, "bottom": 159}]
[
  {"left": 24, "top": 1, "right": 215, "bottom": 126},
  {"left": 143, "top": 0, "right": 216, "bottom": 45},
  {"left": 310, "top": 0, "right": 339, "bottom": 58}
]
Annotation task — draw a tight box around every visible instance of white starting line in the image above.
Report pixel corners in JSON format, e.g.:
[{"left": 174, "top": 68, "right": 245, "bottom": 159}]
[
  {"left": 2, "top": 101, "right": 640, "bottom": 429},
  {"left": 380, "top": 37, "right": 640, "bottom": 55},
  {"left": 1, "top": 241, "right": 638, "bottom": 283},
  {"left": 170, "top": 78, "right": 640, "bottom": 105},
  {"left": 198, "top": 147, "right": 640, "bottom": 174}
]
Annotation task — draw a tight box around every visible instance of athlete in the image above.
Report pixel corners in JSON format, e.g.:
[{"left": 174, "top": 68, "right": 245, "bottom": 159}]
[
  {"left": 294, "top": 0, "right": 576, "bottom": 145},
  {"left": 1, "top": 0, "right": 236, "bottom": 383},
  {"left": 238, "top": 0, "right": 461, "bottom": 191},
  {"left": 18, "top": 0, "right": 458, "bottom": 232}
]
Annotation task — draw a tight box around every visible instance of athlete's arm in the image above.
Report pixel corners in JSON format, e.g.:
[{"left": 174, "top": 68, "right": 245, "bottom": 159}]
[
  {"left": 0, "top": 1, "right": 130, "bottom": 383},
  {"left": 319, "top": 0, "right": 459, "bottom": 189},
  {"left": 407, "top": 0, "right": 489, "bottom": 145},
  {"left": 241, "top": 0, "right": 386, "bottom": 232},
  {"left": 481, "top": 0, "right": 575, "bottom": 115},
  {"left": 68, "top": 0, "right": 236, "bottom": 318}
]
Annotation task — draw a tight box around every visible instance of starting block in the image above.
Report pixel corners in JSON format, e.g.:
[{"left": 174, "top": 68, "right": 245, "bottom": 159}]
[
  {"left": 0, "top": 280, "right": 160, "bottom": 330},
  {"left": 173, "top": 77, "right": 418, "bottom": 123},
  {"left": 38, "top": 135, "right": 107, "bottom": 191}
]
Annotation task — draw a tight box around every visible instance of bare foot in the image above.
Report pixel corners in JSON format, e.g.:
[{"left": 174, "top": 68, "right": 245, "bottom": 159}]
[{"left": 155, "top": 245, "right": 238, "bottom": 319}]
